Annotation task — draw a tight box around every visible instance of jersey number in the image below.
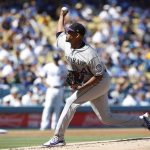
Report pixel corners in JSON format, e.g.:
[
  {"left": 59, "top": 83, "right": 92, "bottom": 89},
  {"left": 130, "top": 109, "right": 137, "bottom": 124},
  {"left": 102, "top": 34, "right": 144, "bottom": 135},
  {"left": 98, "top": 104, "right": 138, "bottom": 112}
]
[{"left": 81, "top": 68, "right": 88, "bottom": 74}]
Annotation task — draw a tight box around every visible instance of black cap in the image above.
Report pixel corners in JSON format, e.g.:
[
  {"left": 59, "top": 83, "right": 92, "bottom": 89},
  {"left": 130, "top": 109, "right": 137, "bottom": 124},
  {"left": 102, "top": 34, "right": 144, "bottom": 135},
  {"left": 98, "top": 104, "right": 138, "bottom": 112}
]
[{"left": 66, "top": 23, "right": 86, "bottom": 36}]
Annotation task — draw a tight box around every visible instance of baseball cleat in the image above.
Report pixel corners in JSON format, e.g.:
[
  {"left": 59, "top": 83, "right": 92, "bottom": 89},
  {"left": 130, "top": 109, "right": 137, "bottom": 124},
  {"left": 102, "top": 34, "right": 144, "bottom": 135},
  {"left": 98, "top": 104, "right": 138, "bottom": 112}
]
[
  {"left": 140, "top": 112, "right": 150, "bottom": 130},
  {"left": 43, "top": 136, "right": 65, "bottom": 147}
]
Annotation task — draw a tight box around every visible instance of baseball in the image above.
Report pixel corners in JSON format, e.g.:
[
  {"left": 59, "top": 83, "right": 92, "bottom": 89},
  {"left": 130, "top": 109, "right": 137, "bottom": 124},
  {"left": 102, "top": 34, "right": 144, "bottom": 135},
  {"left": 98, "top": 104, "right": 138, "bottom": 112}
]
[{"left": 61, "top": 7, "right": 68, "bottom": 12}]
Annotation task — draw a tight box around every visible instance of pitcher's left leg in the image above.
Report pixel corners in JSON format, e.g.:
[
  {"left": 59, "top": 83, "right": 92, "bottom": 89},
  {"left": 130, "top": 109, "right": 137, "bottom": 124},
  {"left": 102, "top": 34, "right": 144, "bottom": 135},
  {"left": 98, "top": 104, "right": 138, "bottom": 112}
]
[{"left": 90, "top": 94, "right": 145, "bottom": 127}]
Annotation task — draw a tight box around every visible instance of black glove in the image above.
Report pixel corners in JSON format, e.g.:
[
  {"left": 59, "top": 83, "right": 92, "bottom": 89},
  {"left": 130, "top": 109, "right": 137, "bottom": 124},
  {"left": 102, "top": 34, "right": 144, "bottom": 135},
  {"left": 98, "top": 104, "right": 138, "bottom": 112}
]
[{"left": 66, "top": 71, "right": 84, "bottom": 86}]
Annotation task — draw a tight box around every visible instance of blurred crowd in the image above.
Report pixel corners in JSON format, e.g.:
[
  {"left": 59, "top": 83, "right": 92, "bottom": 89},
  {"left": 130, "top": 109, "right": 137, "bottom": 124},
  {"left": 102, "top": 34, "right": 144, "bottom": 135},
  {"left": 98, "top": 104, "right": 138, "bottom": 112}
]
[{"left": 0, "top": 0, "right": 150, "bottom": 107}]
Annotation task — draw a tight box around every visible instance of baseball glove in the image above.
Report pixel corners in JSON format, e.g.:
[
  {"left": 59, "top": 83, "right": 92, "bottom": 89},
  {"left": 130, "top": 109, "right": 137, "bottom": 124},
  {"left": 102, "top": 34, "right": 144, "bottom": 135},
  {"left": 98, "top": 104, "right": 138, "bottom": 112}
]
[{"left": 66, "top": 70, "right": 84, "bottom": 86}]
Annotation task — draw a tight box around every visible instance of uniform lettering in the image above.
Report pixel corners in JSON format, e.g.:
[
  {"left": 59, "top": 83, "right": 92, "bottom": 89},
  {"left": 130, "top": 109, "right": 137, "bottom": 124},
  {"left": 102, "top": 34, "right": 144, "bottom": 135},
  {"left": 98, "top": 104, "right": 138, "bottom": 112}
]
[
  {"left": 66, "top": 56, "right": 86, "bottom": 66},
  {"left": 73, "top": 58, "right": 76, "bottom": 63}
]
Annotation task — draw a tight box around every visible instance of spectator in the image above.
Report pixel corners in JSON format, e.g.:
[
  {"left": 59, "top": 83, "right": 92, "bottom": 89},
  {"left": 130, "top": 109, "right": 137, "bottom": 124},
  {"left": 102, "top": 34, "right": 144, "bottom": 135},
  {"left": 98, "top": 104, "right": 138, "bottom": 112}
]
[
  {"left": 21, "top": 89, "right": 40, "bottom": 106},
  {"left": 2, "top": 87, "right": 21, "bottom": 106},
  {"left": 121, "top": 90, "right": 137, "bottom": 106}
]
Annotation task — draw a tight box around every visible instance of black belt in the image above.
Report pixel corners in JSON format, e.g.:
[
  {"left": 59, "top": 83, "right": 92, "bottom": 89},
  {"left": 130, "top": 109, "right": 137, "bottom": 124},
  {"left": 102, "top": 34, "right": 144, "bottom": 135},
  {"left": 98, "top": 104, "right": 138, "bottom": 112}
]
[{"left": 53, "top": 86, "right": 62, "bottom": 88}]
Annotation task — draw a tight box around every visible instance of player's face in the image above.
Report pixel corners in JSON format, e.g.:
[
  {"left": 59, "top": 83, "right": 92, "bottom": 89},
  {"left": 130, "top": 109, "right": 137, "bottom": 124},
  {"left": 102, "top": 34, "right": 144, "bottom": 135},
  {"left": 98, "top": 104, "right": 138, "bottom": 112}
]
[{"left": 65, "top": 31, "right": 78, "bottom": 42}]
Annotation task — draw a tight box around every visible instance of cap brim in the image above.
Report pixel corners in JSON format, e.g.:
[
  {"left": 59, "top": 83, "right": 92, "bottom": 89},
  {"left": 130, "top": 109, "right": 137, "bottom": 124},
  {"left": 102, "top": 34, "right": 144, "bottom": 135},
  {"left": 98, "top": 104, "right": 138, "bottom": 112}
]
[{"left": 65, "top": 27, "right": 75, "bottom": 32}]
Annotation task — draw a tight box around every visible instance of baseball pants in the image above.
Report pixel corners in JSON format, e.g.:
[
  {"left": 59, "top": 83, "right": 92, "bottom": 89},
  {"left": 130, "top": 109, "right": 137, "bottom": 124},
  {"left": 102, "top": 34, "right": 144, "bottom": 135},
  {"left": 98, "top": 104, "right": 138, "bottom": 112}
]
[
  {"left": 55, "top": 76, "right": 145, "bottom": 138},
  {"left": 40, "top": 87, "right": 64, "bottom": 130}
]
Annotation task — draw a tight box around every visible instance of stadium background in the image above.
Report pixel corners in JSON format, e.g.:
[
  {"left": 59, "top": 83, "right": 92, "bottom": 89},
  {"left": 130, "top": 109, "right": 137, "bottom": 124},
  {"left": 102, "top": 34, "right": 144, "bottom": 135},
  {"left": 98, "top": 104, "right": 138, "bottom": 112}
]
[{"left": 0, "top": 0, "right": 150, "bottom": 129}]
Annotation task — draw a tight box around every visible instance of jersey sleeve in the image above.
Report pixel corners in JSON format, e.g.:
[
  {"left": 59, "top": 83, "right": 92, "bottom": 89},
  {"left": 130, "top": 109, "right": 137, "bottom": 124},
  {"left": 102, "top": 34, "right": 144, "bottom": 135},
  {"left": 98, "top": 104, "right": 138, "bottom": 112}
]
[
  {"left": 42, "top": 64, "right": 50, "bottom": 77},
  {"left": 88, "top": 56, "right": 105, "bottom": 76},
  {"left": 57, "top": 32, "right": 66, "bottom": 50}
]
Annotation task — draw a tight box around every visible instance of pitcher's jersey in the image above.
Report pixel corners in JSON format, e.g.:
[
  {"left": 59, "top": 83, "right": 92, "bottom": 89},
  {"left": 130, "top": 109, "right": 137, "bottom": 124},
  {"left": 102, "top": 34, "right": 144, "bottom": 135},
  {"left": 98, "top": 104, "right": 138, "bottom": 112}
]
[{"left": 57, "top": 32, "right": 109, "bottom": 83}]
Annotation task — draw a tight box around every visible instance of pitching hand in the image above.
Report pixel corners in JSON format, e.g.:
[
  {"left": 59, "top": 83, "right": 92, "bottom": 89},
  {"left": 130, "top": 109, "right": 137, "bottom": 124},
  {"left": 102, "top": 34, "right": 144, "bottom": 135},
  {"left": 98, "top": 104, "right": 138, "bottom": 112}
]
[{"left": 60, "top": 7, "right": 69, "bottom": 17}]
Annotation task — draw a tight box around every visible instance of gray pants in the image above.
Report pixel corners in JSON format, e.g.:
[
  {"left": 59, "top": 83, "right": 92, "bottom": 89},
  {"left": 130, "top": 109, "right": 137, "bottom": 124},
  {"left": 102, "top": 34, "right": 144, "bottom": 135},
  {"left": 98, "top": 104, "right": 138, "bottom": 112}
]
[{"left": 55, "top": 76, "right": 145, "bottom": 138}]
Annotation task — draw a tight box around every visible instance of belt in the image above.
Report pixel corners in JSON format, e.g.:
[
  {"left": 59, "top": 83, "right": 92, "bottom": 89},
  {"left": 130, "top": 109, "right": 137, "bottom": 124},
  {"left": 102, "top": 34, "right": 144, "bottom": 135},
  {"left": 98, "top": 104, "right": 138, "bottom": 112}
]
[{"left": 52, "top": 86, "right": 62, "bottom": 88}]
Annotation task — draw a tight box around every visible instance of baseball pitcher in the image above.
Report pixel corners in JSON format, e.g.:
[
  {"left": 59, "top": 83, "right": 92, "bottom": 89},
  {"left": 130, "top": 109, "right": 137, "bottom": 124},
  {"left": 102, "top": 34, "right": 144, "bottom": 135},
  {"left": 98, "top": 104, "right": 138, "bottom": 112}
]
[{"left": 43, "top": 7, "right": 150, "bottom": 147}]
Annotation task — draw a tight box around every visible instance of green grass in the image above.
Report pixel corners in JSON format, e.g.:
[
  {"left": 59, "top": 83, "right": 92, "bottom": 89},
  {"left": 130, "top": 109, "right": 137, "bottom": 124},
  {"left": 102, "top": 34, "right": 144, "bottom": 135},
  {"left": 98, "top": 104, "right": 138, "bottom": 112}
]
[
  {"left": 0, "top": 129, "right": 149, "bottom": 149},
  {"left": 65, "top": 134, "right": 150, "bottom": 142},
  {"left": 0, "top": 135, "right": 149, "bottom": 149},
  {"left": 0, "top": 137, "right": 47, "bottom": 149}
]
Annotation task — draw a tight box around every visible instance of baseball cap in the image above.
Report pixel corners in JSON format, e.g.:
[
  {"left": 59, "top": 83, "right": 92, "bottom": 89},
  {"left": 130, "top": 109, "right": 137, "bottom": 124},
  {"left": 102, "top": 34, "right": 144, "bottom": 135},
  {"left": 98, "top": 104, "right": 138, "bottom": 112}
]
[
  {"left": 66, "top": 23, "right": 86, "bottom": 36},
  {"left": 10, "top": 87, "right": 19, "bottom": 94},
  {"left": 52, "top": 53, "right": 60, "bottom": 61}
]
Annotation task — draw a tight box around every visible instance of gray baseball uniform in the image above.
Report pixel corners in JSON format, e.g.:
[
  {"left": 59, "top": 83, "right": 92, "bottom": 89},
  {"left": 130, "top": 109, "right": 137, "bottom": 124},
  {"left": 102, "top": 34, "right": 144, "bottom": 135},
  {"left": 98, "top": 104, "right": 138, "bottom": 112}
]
[{"left": 55, "top": 32, "right": 145, "bottom": 138}]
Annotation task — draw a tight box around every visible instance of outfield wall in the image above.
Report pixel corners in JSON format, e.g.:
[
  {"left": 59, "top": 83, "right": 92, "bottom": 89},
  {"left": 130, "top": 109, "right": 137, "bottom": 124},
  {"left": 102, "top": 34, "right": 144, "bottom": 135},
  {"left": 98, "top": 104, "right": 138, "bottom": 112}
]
[{"left": 0, "top": 106, "right": 150, "bottom": 128}]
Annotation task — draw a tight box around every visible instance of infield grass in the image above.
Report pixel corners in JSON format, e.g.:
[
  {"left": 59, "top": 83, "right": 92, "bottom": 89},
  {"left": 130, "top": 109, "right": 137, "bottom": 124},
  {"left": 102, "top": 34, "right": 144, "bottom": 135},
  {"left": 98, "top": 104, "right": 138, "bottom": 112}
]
[{"left": 0, "top": 128, "right": 149, "bottom": 149}]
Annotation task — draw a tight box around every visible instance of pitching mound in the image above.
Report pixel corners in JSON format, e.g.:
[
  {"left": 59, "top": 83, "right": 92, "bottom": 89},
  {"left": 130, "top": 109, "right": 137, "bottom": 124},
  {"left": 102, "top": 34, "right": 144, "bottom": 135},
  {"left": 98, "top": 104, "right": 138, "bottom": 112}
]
[{"left": 12, "top": 137, "right": 150, "bottom": 150}]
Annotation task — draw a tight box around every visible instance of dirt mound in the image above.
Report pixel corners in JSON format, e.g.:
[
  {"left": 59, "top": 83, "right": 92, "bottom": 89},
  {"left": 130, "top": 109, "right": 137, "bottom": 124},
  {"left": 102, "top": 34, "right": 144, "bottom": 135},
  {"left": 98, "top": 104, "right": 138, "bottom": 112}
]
[{"left": 11, "top": 137, "right": 150, "bottom": 150}]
